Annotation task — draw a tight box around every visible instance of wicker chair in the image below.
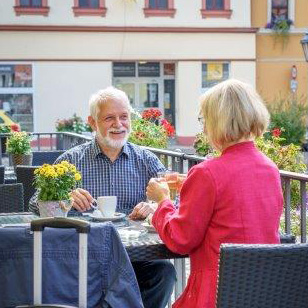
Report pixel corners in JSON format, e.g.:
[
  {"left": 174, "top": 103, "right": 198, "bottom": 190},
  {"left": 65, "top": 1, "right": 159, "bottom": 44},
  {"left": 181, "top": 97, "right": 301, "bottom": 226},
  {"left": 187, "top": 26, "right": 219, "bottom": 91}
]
[
  {"left": 16, "top": 166, "right": 37, "bottom": 212},
  {"left": 0, "top": 165, "right": 4, "bottom": 184},
  {"left": 0, "top": 183, "right": 24, "bottom": 212},
  {"left": 32, "top": 150, "right": 65, "bottom": 166},
  {"left": 216, "top": 243, "right": 308, "bottom": 308}
]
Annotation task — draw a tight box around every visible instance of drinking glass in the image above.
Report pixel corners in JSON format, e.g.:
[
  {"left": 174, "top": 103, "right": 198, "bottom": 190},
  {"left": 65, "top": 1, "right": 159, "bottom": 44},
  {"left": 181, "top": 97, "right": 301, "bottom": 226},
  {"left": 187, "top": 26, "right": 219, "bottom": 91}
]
[{"left": 157, "top": 171, "right": 179, "bottom": 201}]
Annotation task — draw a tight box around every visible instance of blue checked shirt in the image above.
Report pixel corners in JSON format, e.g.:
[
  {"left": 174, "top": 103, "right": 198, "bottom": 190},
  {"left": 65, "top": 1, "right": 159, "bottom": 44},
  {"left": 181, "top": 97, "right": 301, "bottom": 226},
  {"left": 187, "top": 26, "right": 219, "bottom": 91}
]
[{"left": 29, "top": 139, "right": 166, "bottom": 215}]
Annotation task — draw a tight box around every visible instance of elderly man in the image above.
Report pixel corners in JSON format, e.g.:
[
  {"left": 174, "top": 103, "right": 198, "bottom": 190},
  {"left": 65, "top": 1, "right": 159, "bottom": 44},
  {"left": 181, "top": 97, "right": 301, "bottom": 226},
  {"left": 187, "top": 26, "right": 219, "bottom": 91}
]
[{"left": 29, "top": 86, "right": 176, "bottom": 308}]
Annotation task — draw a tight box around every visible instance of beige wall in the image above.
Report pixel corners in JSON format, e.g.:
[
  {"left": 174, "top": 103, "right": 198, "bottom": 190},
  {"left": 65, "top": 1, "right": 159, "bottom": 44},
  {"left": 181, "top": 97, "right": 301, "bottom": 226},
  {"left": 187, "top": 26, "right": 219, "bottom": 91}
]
[
  {"left": 251, "top": 0, "right": 267, "bottom": 28},
  {"left": 176, "top": 62, "right": 201, "bottom": 138},
  {"left": 0, "top": 31, "right": 256, "bottom": 61},
  {"left": 0, "top": 0, "right": 251, "bottom": 27},
  {"left": 231, "top": 61, "right": 256, "bottom": 87},
  {"left": 295, "top": 0, "right": 308, "bottom": 28},
  {"left": 256, "top": 33, "right": 307, "bottom": 102},
  {"left": 252, "top": 0, "right": 308, "bottom": 103},
  {"left": 34, "top": 62, "right": 112, "bottom": 131}
]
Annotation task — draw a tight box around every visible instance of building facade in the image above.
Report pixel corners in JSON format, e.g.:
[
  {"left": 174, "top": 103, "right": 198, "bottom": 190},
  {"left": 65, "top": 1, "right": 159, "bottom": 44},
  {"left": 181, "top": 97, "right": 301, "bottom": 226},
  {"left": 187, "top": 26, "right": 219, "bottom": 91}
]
[
  {"left": 252, "top": 0, "right": 308, "bottom": 103},
  {"left": 0, "top": 0, "right": 256, "bottom": 144}
]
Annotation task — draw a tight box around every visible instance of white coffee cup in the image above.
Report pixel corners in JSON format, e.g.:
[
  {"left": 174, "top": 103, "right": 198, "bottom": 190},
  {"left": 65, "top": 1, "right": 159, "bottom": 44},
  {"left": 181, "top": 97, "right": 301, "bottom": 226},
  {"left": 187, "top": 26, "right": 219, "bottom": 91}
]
[{"left": 96, "top": 196, "right": 117, "bottom": 217}]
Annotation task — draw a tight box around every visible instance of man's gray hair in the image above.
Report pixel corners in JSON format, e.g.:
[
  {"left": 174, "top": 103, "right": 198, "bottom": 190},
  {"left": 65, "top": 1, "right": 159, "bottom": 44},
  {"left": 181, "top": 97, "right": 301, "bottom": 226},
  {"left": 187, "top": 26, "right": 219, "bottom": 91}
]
[{"left": 89, "top": 86, "right": 132, "bottom": 119}]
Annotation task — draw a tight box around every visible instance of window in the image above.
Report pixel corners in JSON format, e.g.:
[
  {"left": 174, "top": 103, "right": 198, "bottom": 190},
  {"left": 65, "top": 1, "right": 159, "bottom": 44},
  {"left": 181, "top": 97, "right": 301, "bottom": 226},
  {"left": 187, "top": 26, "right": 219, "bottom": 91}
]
[
  {"left": 14, "top": 0, "right": 49, "bottom": 16},
  {"left": 0, "top": 64, "right": 34, "bottom": 132},
  {"left": 202, "top": 63, "right": 229, "bottom": 89},
  {"left": 144, "top": 0, "right": 176, "bottom": 17},
  {"left": 201, "top": 0, "right": 232, "bottom": 18},
  {"left": 206, "top": 0, "right": 224, "bottom": 10},
  {"left": 20, "top": 0, "right": 42, "bottom": 7},
  {"left": 149, "top": 0, "right": 168, "bottom": 9},
  {"left": 72, "top": 0, "right": 106, "bottom": 16},
  {"left": 78, "top": 0, "right": 99, "bottom": 8},
  {"left": 271, "top": 0, "right": 288, "bottom": 22}
]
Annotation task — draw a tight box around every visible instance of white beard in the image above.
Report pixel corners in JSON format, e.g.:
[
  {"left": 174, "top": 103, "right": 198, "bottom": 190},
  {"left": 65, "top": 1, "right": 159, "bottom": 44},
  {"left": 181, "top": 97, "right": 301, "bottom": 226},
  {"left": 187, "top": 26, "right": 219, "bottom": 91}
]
[{"left": 97, "top": 128, "right": 130, "bottom": 149}]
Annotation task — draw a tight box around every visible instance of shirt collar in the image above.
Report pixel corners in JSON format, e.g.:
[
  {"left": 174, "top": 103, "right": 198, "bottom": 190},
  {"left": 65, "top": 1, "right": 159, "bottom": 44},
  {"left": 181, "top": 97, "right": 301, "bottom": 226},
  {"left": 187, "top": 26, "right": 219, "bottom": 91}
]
[{"left": 90, "top": 137, "right": 130, "bottom": 159}]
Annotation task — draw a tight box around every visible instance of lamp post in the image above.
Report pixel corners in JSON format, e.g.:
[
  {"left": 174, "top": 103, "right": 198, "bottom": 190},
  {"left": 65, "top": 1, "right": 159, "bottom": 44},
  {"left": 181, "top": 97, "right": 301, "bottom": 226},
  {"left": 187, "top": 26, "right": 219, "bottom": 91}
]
[{"left": 301, "top": 32, "right": 308, "bottom": 62}]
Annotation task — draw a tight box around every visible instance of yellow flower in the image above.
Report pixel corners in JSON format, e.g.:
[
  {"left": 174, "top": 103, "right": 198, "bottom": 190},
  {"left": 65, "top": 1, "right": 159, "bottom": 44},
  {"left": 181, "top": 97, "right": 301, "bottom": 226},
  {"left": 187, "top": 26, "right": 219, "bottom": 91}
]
[{"left": 75, "top": 172, "right": 81, "bottom": 181}]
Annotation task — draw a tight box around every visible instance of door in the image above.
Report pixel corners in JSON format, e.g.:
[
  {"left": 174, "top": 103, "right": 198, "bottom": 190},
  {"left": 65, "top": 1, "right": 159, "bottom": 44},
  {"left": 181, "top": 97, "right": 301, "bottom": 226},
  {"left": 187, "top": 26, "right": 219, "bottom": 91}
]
[{"left": 114, "top": 79, "right": 163, "bottom": 114}]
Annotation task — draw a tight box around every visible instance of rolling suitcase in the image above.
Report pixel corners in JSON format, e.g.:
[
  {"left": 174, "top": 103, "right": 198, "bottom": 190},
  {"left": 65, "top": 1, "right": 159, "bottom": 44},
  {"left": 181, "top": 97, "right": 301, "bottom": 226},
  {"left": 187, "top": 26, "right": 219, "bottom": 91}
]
[{"left": 16, "top": 217, "right": 91, "bottom": 308}]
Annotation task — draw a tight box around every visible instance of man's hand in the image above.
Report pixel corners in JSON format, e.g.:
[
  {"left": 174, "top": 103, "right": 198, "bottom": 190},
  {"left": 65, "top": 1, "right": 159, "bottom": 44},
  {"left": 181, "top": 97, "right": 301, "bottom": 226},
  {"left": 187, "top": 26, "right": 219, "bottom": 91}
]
[
  {"left": 70, "top": 188, "right": 94, "bottom": 212},
  {"left": 128, "top": 202, "right": 157, "bottom": 220}
]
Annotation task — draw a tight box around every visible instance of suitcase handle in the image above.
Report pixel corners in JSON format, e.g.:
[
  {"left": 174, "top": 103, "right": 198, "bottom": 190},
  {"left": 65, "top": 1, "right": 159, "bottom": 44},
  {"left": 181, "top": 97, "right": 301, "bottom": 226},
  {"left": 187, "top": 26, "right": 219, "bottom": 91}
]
[{"left": 31, "top": 217, "right": 90, "bottom": 233}]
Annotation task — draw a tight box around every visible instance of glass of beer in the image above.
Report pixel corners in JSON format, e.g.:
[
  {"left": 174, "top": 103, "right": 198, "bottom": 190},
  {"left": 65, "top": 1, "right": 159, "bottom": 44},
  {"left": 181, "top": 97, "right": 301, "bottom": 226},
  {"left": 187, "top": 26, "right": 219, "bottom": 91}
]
[{"left": 157, "top": 171, "right": 179, "bottom": 201}]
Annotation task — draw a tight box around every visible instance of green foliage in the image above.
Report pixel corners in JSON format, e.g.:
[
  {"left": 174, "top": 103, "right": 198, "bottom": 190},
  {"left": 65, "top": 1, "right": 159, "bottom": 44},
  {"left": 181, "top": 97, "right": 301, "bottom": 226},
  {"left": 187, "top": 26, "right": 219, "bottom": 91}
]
[
  {"left": 193, "top": 133, "right": 219, "bottom": 157},
  {"left": 56, "top": 114, "right": 92, "bottom": 134},
  {"left": 265, "top": 96, "right": 308, "bottom": 146},
  {"left": 34, "top": 161, "right": 82, "bottom": 201},
  {"left": 0, "top": 125, "right": 10, "bottom": 133},
  {"left": 129, "top": 117, "right": 168, "bottom": 149},
  {"left": 6, "top": 131, "right": 31, "bottom": 155},
  {"left": 255, "top": 135, "right": 306, "bottom": 172}
]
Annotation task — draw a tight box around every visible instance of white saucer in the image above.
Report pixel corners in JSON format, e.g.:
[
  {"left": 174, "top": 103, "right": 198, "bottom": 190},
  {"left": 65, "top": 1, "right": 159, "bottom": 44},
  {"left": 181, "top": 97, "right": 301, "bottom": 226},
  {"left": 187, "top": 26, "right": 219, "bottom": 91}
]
[
  {"left": 141, "top": 222, "right": 156, "bottom": 233},
  {"left": 85, "top": 212, "right": 126, "bottom": 222}
]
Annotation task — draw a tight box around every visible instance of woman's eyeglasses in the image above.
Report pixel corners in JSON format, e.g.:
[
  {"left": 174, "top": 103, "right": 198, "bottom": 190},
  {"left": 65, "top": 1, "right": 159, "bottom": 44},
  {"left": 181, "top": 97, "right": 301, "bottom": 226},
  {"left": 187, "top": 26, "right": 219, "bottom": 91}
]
[{"left": 198, "top": 116, "right": 205, "bottom": 126}]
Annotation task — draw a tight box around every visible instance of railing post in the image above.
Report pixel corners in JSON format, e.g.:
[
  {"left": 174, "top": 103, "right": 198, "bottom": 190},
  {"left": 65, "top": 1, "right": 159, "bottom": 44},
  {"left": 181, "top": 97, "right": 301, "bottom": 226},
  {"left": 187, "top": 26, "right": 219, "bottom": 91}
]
[
  {"left": 300, "top": 181, "right": 307, "bottom": 243},
  {"left": 283, "top": 178, "right": 291, "bottom": 234}
]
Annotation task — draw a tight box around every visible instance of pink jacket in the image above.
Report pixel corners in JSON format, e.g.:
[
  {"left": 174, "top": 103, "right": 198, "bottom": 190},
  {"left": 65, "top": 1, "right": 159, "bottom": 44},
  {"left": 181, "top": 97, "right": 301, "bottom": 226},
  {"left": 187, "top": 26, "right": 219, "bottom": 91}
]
[{"left": 152, "top": 141, "right": 283, "bottom": 308}]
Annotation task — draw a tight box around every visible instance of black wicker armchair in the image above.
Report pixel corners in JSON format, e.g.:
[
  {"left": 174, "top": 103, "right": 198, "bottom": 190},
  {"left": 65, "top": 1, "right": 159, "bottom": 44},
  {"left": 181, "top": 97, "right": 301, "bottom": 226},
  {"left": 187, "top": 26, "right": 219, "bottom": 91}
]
[
  {"left": 0, "top": 165, "right": 4, "bottom": 184},
  {"left": 216, "top": 243, "right": 308, "bottom": 308},
  {"left": 16, "top": 166, "right": 37, "bottom": 212},
  {"left": 0, "top": 183, "right": 24, "bottom": 212},
  {"left": 32, "top": 150, "right": 65, "bottom": 166}
]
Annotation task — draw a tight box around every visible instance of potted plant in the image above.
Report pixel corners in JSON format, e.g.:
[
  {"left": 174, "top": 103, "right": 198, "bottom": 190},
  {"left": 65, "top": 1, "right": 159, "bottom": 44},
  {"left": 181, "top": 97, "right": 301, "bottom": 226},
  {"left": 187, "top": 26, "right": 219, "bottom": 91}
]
[
  {"left": 0, "top": 123, "right": 20, "bottom": 154},
  {"left": 34, "top": 161, "right": 82, "bottom": 217},
  {"left": 266, "top": 17, "right": 293, "bottom": 48},
  {"left": 129, "top": 108, "right": 175, "bottom": 149},
  {"left": 6, "top": 131, "right": 32, "bottom": 167}
]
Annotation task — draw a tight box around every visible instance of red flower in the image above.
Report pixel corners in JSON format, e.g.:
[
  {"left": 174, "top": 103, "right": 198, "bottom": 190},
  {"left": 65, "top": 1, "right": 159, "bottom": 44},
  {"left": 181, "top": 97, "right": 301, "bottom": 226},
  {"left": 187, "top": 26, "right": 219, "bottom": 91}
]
[
  {"left": 272, "top": 128, "right": 281, "bottom": 138},
  {"left": 10, "top": 123, "right": 20, "bottom": 132},
  {"left": 142, "top": 108, "right": 162, "bottom": 121},
  {"left": 161, "top": 118, "right": 175, "bottom": 137}
]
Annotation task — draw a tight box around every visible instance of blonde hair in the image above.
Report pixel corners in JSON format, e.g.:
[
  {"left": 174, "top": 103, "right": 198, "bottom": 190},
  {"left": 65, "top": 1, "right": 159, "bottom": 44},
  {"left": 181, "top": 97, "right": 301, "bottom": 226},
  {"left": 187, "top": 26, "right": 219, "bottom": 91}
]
[
  {"left": 199, "top": 79, "right": 269, "bottom": 150},
  {"left": 89, "top": 86, "right": 132, "bottom": 120}
]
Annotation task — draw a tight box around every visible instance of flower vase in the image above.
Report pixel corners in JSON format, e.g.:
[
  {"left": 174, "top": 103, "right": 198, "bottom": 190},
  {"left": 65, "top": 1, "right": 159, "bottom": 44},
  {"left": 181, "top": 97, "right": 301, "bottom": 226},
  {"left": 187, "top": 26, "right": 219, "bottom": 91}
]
[
  {"left": 10, "top": 153, "right": 33, "bottom": 168},
  {"left": 38, "top": 200, "right": 72, "bottom": 218}
]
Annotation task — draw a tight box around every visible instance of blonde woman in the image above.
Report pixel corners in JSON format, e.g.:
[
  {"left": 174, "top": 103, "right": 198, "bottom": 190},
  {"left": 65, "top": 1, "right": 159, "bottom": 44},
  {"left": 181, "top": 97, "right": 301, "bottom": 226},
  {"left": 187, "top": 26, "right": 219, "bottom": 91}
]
[{"left": 146, "top": 79, "right": 283, "bottom": 308}]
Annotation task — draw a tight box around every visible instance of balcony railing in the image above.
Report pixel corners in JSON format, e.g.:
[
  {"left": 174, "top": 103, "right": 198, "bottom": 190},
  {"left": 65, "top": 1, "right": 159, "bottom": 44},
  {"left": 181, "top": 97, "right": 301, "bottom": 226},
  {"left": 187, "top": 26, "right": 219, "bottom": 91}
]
[{"left": 1, "top": 132, "right": 307, "bottom": 242}]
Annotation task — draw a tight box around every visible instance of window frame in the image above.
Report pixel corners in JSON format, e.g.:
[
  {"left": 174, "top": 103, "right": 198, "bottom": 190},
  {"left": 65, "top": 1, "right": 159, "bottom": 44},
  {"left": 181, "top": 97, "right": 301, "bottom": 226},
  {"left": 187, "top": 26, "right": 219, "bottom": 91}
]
[
  {"left": 201, "top": 0, "right": 232, "bottom": 19},
  {"left": 72, "top": 0, "right": 107, "bottom": 17},
  {"left": 267, "top": 0, "right": 294, "bottom": 25},
  {"left": 14, "top": 0, "right": 49, "bottom": 16},
  {"left": 143, "top": 0, "right": 176, "bottom": 18}
]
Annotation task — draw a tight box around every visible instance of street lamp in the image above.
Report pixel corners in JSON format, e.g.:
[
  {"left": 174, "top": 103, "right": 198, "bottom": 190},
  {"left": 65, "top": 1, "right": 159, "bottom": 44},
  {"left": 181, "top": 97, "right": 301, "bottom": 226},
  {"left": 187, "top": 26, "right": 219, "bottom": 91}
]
[{"left": 301, "top": 32, "right": 308, "bottom": 62}]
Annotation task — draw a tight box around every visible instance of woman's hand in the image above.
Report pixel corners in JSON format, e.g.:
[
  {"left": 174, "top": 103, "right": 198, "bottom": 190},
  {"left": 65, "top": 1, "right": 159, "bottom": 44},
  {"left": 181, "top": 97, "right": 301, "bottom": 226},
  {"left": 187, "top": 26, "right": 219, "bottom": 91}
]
[{"left": 146, "top": 178, "right": 170, "bottom": 204}]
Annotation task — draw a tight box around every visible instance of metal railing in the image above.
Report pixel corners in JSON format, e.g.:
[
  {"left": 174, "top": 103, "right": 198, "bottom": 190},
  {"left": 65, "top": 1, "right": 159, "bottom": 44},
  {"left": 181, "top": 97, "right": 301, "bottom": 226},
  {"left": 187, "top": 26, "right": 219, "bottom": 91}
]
[{"left": 1, "top": 132, "right": 307, "bottom": 242}]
